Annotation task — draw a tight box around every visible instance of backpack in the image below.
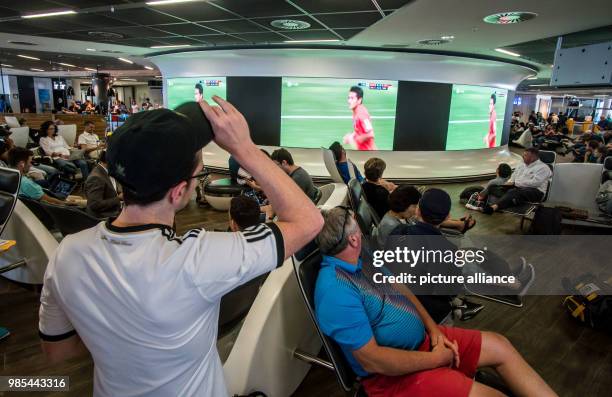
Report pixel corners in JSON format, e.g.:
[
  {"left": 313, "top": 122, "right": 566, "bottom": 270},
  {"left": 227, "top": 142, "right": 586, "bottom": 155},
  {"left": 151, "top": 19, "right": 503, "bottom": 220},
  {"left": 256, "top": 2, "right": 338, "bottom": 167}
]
[
  {"left": 459, "top": 185, "right": 484, "bottom": 204},
  {"left": 562, "top": 274, "right": 612, "bottom": 332},
  {"left": 530, "top": 206, "right": 562, "bottom": 234}
]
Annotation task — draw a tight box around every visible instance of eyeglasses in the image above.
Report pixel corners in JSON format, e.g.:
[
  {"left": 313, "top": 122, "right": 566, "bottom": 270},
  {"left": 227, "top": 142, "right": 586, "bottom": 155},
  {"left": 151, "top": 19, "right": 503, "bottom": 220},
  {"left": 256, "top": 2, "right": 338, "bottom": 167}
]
[
  {"left": 328, "top": 205, "right": 353, "bottom": 254},
  {"left": 189, "top": 170, "right": 209, "bottom": 180}
]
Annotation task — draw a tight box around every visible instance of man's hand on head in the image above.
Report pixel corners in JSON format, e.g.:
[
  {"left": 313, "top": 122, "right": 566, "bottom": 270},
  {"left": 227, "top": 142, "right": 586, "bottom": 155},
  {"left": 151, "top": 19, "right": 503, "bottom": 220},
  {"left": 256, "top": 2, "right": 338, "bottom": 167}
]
[{"left": 199, "top": 96, "right": 254, "bottom": 157}]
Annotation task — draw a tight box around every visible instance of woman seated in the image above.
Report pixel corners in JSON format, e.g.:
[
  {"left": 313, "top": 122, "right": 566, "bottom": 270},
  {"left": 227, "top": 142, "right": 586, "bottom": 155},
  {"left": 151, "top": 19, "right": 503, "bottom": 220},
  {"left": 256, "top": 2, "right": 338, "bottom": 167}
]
[{"left": 38, "top": 121, "right": 89, "bottom": 179}]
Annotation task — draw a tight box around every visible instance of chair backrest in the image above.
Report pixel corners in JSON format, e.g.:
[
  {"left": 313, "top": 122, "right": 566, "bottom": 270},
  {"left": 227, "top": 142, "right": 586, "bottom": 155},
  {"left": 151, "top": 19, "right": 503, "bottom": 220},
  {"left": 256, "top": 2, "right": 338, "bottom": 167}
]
[
  {"left": 603, "top": 156, "right": 612, "bottom": 183},
  {"left": 604, "top": 156, "right": 612, "bottom": 172},
  {"left": 19, "top": 197, "right": 55, "bottom": 230},
  {"left": 348, "top": 178, "right": 363, "bottom": 211},
  {"left": 538, "top": 150, "right": 556, "bottom": 171},
  {"left": 39, "top": 202, "right": 101, "bottom": 236},
  {"left": 0, "top": 167, "right": 20, "bottom": 236},
  {"left": 57, "top": 124, "right": 77, "bottom": 146},
  {"left": 356, "top": 197, "right": 378, "bottom": 237},
  {"left": 546, "top": 163, "right": 604, "bottom": 214},
  {"left": 218, "top": 272, "right": 269, "bottom": 337},
  {"left": 321, "top": 147, "right": 344, "bottom": 184},
  {"left": 9, "top": 127, "right": 29, "bottom": 148},
  {"left": 292, "top": 248, "right": 358, "bottom": 392},
  {"left": 4, "top": 116, "right": 20, "bottom": 128}
]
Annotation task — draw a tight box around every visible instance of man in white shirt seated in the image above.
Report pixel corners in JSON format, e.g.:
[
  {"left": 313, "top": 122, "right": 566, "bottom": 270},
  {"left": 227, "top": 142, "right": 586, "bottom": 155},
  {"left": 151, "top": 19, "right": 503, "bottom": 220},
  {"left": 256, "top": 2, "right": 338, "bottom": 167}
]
[
  {"left": 483, "top": 148, "right": 552, "bottom": 214},
  {"left": 38, "top": 97, "right": 323, "bottom": 397},
  {"left": 77, "top": 121, "right": 105, "bottom": 159}
]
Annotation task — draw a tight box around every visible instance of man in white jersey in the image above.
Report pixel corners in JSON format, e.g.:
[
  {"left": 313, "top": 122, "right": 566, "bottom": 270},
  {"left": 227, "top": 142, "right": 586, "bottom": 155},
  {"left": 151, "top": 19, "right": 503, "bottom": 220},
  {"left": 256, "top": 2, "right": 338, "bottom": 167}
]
[{"left": 38, "top": 96, "right": 324, "bottom": 397}]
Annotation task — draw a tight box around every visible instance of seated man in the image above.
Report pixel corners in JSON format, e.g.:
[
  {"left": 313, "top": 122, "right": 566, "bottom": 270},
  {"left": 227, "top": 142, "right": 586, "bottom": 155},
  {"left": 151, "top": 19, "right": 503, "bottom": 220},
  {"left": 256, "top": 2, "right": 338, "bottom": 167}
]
[
  {"left": 390, "top": 189, "right": 482, "bottom": 322},
  {"left": 362, "top": 157, "right": 397, "bottom": 218},
  {"left": 483, "top": 148, "right": 552, "bottom": 214},
  {"left": 229, "top": 195, "right": 263, "bottom": 232},
  {"left": 84, "top": 150, "right": 122, "bottom": 218},
  {"left": 329, "top": 141, "right": 364, "bottom": 184},
  {"left": 375, "top": 185, "right": 422, "bottom": 249},
  {"left": 271, "top": 148, "right": 320, "bottom": 203},
  {"left": 77, "top": 121, "right": 105, "bottom": 160},
  {"left": 8, "top": 147, "right": 69, "bottom": 206},
  {"left": 465, "top": 163, "right": 512, "bottom": 211},
  {"left": 315, "top": 207, "right": 557, "bottom": 397}
]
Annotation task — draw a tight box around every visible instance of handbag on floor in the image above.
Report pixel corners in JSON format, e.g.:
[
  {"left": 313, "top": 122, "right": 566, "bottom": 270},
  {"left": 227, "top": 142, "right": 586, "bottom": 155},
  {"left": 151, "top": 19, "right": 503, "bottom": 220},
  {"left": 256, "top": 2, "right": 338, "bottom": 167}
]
[{"left": 562, "top": 274, "right": 612, "bottom": 333}]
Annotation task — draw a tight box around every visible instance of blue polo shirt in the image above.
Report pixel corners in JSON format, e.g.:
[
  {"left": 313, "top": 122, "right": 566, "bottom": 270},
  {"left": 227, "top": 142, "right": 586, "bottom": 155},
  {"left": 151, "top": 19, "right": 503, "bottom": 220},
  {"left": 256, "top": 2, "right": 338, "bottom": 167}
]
[
  {"left": 314, "top": 255, "right": 425, "bottom": 377},
  {"left": 19, "top": 175, "right": 44, "bottom": 200},
  {"left": 336, "top": 161, "right": 363, "bottom": 184}
]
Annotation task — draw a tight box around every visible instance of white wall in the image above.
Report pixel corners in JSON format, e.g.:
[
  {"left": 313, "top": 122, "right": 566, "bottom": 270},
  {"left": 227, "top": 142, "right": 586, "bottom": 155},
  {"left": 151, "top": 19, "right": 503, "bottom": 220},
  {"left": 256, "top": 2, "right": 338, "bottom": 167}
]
[{"left": 33, "top": 77, "right": 53, "bottom": 113}]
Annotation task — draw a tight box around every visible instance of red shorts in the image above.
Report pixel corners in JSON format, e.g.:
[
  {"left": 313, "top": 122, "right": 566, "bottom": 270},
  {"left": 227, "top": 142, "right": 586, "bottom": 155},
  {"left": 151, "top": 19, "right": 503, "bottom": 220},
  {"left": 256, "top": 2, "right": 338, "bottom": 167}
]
[{"left": 362, "top": 327, "right": 482, "bottom": 397}]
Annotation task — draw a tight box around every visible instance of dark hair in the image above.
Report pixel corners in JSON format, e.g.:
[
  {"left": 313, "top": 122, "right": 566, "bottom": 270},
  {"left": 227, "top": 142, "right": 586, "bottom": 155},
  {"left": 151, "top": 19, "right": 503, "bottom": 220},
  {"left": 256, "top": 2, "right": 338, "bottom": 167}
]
[
  {"left": 588, "top": 140, "right": 600, "bottom": 150},
  {"left": 364, "top": 157, "right": 386, "bottom": 181},
  {"left": 525, "top": 147, "right": 539, "bottom": 157},
  {"left": 0, "top": 140, "right": 8, "bottom": 157},
  {"left": 389, "top": 185, "right": 421, "bottom": 213},
  {"left": 123, "top": 155, "right": 200, "bottom": 206},
  {"left": 8, "top": 147, "right": 33, "bottom": 167},
  {"left": 271, "top": 148, "right": 294, "bottom": 165},
  {"left": 230, "top": 196, "right": 262, "bottom": 230},
  {"left": 40, "top": 120, "right": 57, "bottom": 136},
  {"left": 98, "top": 150, "right": 106, "bottom": 163},
  {"left": 497, "top": 163, "right": 512, "bottom": 178},
  {"left": 195, "top": 83, "right": 203, "bottom": 95},
  {"left": 84, "top": 120, "right": 95, "bottom": 127},
  {"left": 490, "top": 92, "right": 496, "bottom": 104},
  {"left": 349, "top": 86, "right": 363, "bottom": 100},
  {"left": 329, "top": 141, "right": 344, "bottom": 161}
]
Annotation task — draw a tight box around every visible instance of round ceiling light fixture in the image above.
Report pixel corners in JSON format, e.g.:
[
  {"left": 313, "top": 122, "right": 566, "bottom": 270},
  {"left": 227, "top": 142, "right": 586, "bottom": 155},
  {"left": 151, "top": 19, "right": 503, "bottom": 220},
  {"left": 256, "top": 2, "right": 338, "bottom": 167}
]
[
  {"left": 88, "top": 31, "right": 124, "bottom": 40},
  {"left": 270, "top": 19, "right": 311, "bottom": 30},
  {"left": 483, "top": 12, "right": 537, "bottom": 24},
  {"left": 417, "top": 39, "right": 450, "bottom": 46}
]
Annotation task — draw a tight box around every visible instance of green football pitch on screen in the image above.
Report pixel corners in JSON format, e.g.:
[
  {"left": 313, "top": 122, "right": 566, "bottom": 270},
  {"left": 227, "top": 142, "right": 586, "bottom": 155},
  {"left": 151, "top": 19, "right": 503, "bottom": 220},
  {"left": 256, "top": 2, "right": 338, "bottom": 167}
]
[
  {"left": 281, "top": 77, "right": 398, "bottom": 150},
  {"left": 446, "top": 84, "right": 508, "bottom": 150},
  {"left": 166, "top": 77, "right": 226, "bottom": 110}
]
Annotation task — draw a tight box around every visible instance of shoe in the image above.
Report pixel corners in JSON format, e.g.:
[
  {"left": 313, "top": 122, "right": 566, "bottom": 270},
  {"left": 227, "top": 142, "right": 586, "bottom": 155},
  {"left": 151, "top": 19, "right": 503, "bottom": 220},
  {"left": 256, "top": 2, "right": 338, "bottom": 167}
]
[
  {"left": 482, "top": 205, "right": 494, "bottom": 215},
  {"left": 465, "top": 203, "right": 481, "bottom": 211},
  {"left": 455, "top": 300, "right": 484, "bottom": 321},
  {"left": 0, "top": 327, "right": 10, "bottom": 341}
]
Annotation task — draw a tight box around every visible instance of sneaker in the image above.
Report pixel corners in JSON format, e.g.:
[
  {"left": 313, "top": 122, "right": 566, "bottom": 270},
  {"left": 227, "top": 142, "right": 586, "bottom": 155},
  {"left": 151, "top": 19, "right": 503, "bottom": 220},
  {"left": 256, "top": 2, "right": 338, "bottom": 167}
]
[
  {"left": 465, "top": 203, "right": 481, "bottom": 211},
  {"left": 0, "top": 327, "right": 10, "bottom": 341},
  {"left": 455, "top": 300, "right": 484, "bottom": 321}
]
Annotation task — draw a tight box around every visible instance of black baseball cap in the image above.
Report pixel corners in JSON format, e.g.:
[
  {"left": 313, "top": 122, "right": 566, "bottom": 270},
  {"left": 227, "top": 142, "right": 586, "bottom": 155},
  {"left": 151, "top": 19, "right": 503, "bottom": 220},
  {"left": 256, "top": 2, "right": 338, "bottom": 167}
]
[
  {"left": 107, "top": 103, "right": 213, "bottom": 199},
  {"left": 419, "top": 188, "right": 451, "bottom": 224}
]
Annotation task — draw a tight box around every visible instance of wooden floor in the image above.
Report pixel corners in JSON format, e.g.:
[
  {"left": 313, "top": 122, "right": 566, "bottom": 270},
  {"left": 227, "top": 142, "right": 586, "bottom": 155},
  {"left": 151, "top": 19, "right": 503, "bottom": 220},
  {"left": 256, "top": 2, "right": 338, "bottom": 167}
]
[{"left": 1, "top": 156, "right": 611, "bottom": 396}]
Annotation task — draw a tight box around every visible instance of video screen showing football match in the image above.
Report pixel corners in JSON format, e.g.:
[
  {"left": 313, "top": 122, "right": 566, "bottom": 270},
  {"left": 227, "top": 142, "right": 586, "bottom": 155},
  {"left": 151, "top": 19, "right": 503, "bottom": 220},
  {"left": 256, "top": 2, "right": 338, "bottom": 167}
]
[
  {"left": 166, "top": 77, "right": 226, "bottom": 110},
  {"left": 445, "top": 84, "right": 508, "bottom": 150},
  {"left": 280, "top": 77, "right": 398, "bottom": 150}
]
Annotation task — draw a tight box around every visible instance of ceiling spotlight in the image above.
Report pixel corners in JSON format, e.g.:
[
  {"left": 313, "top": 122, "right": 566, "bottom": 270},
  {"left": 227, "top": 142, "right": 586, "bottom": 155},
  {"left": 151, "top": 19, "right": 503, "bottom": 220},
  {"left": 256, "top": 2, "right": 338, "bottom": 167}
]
[
  {"left": 483, "top": 12, "right": 537, "bottom": 24},
  {"left": 117, "top": 57, "right": 133, "bottom": 64},
  {"left": 146, "top": 0, "right": 199, "bottom": 5},
  {"left": 283, "top": 39, "right": 340, "bottom": 43},
  {"left": 58, "top": 62, "right": 76, "bottom": 67},
  {"left": 18, "top": 54, "right": 40, "bottom": 60},
  {"left": 22, "top": 10, "right": 76, "bottom": 19},
  {"left": 86, "top": 48, "right": 96, "bottom": 51},
  {"left": 144, "top": 66, "right": 154, "bottom": 70},
  {"left": 30, "top": 68, "right": 45, "bottom": 72},
  {"left": 494, "top": 48, "right": 521, "bottom": 57},
  {"left": 150, "top": 44, "right": 192, "bottom": 49},
  {"left": 271, "top": 19, "right": 311, "bottom": 30}
]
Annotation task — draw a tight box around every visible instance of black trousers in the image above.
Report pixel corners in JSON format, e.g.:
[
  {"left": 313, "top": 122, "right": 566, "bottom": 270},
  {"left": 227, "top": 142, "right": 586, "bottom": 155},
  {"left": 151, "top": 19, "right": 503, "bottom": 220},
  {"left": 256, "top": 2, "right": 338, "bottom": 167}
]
[{"left": 496, "top": 187, "right": 544, "bottom": 210}]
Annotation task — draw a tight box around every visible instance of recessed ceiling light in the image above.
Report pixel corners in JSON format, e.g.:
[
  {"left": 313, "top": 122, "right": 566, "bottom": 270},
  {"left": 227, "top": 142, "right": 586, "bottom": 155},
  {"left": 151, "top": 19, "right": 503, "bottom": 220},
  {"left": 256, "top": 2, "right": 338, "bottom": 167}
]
[
  {"left": 271, "top": 19, "right": 311, "bottom": 30},
  {"left": 155, "top": 75, "right": 162, "bottom": 78},
  {"left": 483, "top": 12, "right": 537, "bottom": 24},
  {"left": 146, "top": 0, "right": 199, "bottom": 5},
  {"left": 117, "top": 57, "right": 133, "bottom": 64},
  {"left": 283, "top": 39, "right": 340, "bottom": 43},
  {"left": 144, "top": 66, "right": 154, "bottom": 70},
  {"left": 440, "top": 35, "right": 455, "bottom": 40},
  {"left": 495, "top": 48, "right": 521, "bottom": 57},
  {"left": 1, "top": 64, "right": 13, "bottom": 68},
  {"left": 150, "top": 44, "right": 192, "bottom": 49},
  {"left": 529, "top": 84, "right": 548, "bottom": 87},
  {"left": 86, "top": 48, "right": 96, "bottom": 52},
  {"left": 57, "top": 62, "right": 76, "bottom": 67},
  {"left": 30, "top": 68, "right": 45, "bottom": 72},
  {"left": 18, "top": 54, "right": 40, "bottom": 60},
  {"left": 22, "top": 10, "right": 76, "bottom": 19}
]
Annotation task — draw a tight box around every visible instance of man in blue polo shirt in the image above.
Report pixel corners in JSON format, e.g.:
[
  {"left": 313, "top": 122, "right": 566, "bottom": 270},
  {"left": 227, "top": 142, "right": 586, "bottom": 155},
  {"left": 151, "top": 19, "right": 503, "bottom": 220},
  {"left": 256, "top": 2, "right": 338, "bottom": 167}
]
[
  {"left": 314, "top": 207, "right": 556, "bottom": 397},
  {"left": 8, "top": 147, "right": 66, "bottom": 205},
  {"left": 329, "top": 141, "right": 363, "bottom": 184}
]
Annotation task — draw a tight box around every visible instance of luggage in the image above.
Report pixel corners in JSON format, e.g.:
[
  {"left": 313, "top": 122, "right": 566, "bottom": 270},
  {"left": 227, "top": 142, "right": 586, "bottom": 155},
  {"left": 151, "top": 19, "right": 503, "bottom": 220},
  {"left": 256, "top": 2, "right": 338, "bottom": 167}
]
[
  {"left": 562, "top": 274, "right": 612, "bottom": 332},
  {"left": 530, "top": 206, "right": 562, "bottom": 234}
]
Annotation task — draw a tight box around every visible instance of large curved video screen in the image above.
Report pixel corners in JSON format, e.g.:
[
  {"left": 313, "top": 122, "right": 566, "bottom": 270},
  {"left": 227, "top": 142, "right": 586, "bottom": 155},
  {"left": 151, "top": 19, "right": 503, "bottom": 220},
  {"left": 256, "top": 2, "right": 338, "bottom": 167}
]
[
  {"left": 445, "top": 85, "right": 508, "bottom": 150},
  {"left": 166, "top": 77, "right": 226, "bottom": 109},
  {"left": 280, "top": 77, "right": 397, "bottom": 150}
]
